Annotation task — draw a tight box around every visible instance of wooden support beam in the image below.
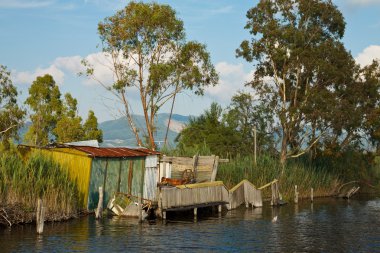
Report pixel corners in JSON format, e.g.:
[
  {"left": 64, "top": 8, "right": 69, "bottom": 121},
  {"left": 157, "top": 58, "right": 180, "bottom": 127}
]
[
  {"left": 96, "top": 186, "right": 103, "bottom": 219},
  {"left": 311, "top": 188, "right": 314, "bottom": 202},
  {"left": 36, "top": 198, "right": 45, "bottom": 234},
  {"left": 294, "top": 185, "right": 299, "bottom": 204}
]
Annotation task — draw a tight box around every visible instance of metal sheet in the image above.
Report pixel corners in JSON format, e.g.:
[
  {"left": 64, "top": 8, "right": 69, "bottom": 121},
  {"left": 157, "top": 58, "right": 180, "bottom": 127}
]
[{"left": 72, "top": 146, "right": 159, "bottom": 158}]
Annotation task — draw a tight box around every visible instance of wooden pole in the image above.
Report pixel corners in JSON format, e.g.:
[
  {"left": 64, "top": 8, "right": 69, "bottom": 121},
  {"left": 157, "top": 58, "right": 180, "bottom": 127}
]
[
  {"left": 138, "top": 194, "right": 142, "bottom": 222},
  {"left": 194, "top": 207, "right": 198, "bottom": 220},
  {"left": 95, "top": 186, "right": 103, "bottom": 219},
  {"left": 36, "top": 198, "right": 45, "bottom": 234},
  {"left": 294, "top": 185, "right": 299, "bottom": 204},
  {"left": 271, "top": 181, "right": 279, "bottom": 206},
  {"left": 311, "top": 188, "right": 314, "bottom": 202},
  {"left": 253, "top": 126, "right": 257, "bottom": 166}
]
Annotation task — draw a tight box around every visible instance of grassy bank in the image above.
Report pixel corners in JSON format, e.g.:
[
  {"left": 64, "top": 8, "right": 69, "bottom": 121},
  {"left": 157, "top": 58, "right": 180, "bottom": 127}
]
[
  {"left": 0, "top": 151, "right": 79, "bottom": 226},
  {"left": 217, "top": 154, "right": 341, "bottom": 201}
]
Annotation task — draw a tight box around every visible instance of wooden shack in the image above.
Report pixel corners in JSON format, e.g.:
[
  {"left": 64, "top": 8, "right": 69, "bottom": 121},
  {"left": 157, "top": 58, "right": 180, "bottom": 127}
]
[{"left": 19, "top": 145, "right": 160, "bottom": 211}]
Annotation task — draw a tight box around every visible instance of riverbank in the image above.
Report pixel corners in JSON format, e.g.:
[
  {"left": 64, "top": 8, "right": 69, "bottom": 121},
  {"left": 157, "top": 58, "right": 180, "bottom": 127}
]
[
  {"left": 0, "top": 151, "right": 80, "bottom": 227},
  {"left": 216, "top": 154, "right": 380, "bottom": 201}
]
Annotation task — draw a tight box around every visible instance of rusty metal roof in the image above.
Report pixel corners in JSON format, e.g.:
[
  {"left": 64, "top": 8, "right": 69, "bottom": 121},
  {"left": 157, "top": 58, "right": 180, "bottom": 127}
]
[{"left": 71, "top": 146, "right": 160, "bottom": 158}]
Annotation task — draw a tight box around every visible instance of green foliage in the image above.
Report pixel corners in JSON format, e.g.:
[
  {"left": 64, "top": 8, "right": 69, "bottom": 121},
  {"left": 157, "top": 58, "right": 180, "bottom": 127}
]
[
  {"left": 83, "top": 110, "right": 103, "bottom": 143},
  {"left": 0, "top": 151, "right": 79, "bottom": 218},
  {"left": 237, "top": 0, "right": 357, "bottom": 163},
  {"left": 0, "top": 65, "right": 25, "bottom": 149},
  {"left": 54, "top": 93, "right": 85, "bottom": 143},
  {"left": 86, "top": 1, "right": 218, "bottom": 149},
  {"left": 176, "top": 98, "right": 276, "bottom": 158},
  {"left": 24, "top": 74, "right": 62, "bottom": 146},
  {"left": 224, "top": 91, "right": 276, "bottom": 155},
  {"left": 177, "top": 103, "right": 240, "bottom": 157},
  {"left": 25, "top": 75, "right": 103, "bottom": 145},
  {"left": 161, "top": 142, "right": 212, "bottom": 157}
]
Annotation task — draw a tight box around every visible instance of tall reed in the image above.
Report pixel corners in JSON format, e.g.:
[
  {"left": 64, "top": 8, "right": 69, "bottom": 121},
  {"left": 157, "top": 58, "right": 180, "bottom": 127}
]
[
  {"left": 0, "top": 151, "right": 79, "bottom": 223},
  {"left": 217, "top": 154, "right": 340, "bottom": 201}
]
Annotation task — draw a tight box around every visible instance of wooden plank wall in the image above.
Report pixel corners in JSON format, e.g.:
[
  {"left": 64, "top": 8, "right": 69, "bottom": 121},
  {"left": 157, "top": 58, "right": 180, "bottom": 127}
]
[
  {"left": 160, "top": 185, "right": 225, "bottom": 210},
  {"left": 159, "top": 180, "right": 262, "bottom": 211},
  {"left": 159, "top": 155, "right": 219, "bottom": 182}
]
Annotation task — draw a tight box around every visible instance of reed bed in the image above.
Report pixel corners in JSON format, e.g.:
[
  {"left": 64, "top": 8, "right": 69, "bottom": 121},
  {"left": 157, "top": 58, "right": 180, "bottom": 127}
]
[
  {"left": 217, "top": 154, "right": 340, "bottom": 201},
  {"left": 0, "top": 151, "right": 79, "bottom": 226}
]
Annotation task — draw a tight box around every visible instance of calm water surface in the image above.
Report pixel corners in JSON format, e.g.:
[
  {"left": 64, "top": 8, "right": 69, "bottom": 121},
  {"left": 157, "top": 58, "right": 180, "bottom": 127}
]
[{"left": 1, "top": 197, "right": 380, "bottom": 252}]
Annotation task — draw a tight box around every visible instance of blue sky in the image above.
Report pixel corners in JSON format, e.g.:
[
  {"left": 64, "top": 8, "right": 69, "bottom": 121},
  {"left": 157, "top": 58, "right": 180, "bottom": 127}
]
[{"left": 1, "top": 0, "right": 380, "bottom": 122}]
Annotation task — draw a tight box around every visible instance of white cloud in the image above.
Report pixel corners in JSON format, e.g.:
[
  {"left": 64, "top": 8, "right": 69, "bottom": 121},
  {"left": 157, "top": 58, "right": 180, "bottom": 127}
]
[
  {"left": 355, "top": 45, "right": 380, "bottom": 66},
  {"left": 205, "top": 62, "right": 253, "bottom": 102},
  {"left": 0, "top": 0, "right": 55, "bottom": 8},
  {"left": 12, "top": 52, "right": 118, "bottom": 87},
  {"left": 346, "top": 0, "right": 380, "bottom": 6},
  {"left": 14, "top": 64, "right": 65, "bottom": 85}
]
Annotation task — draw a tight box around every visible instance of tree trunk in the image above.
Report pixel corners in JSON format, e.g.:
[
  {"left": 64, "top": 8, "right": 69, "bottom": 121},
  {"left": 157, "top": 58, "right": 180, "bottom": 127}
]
[
  {"left": 164, "top": 90, "right": 177, "bottom": 146},
  {"left": 122, "top": 96, "right": 143, "bottom": 147},
  {"left": 280, "top": 130, "right": 288, "bottom": 169}
]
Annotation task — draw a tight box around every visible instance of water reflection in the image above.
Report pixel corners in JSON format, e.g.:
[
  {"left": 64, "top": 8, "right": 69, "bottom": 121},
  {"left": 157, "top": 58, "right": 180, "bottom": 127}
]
[{"left": 1, "top": 197, "right": 380, "bottom": 252}]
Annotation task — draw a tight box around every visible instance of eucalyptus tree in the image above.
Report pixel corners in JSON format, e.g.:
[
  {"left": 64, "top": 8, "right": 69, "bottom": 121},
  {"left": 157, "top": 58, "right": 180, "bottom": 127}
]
[
  {"left": 224, "top": 91, "right": 276, "bottom": 155},
  {"left": 237, "top": 0, "right": 356, "bottom": 164},
  {"left": 83, "top": 2, "right": 218, "bottom": 150},
  {"left": 24, "top": 74, "right": 62, "bottom": 146},
  {"left": 83, "top": 110, "right": 103, "bottom": 143},
  {"left": 0, "top": 65, "right": 25, "bottom": 149},
  {"left": 54, "top": 93, "right": 85, "bottom": 143}
]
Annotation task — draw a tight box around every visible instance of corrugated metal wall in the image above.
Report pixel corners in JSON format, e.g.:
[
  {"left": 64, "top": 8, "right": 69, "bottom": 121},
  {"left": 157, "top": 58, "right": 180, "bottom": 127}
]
[
  {"left": 87, "top": 157, "right": 147, "bottom": 210},
  {"left": 144, "top": 155, "right": 158, "bottom": 201},
  {"left": 41, "top": 148, "right": 92, "bottom": 209}
]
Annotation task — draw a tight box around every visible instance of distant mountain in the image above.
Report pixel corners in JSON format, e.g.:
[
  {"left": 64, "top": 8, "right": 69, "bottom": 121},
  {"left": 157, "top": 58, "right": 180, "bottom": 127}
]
[
  {"left": 17, "top": 113, "right": 189, "bottom": 147},
  {"left": 99, "top": 113, "right": 190, "bottom": 147}
]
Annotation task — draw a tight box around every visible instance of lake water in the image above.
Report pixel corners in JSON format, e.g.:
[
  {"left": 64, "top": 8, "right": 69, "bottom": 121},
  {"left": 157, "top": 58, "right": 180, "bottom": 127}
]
[{"left": 1, "top": 197, "right": 380, "bottom": 252}]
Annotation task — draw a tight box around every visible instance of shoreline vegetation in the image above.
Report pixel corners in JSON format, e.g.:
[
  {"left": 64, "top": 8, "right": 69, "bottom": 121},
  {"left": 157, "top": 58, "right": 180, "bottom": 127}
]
[
  {"left": 0, "top": 150, "right": 80, "bottom": 227},
  {"left": 1, "top": 146, "right": 379, "bottom": 227},
  {"left": 165, "top": 144, "right": 380, "bottom": 201}
]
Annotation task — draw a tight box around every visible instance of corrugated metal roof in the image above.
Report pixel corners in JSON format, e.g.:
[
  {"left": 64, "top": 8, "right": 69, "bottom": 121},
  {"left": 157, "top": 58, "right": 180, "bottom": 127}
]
[
  {"left": 71, "top": 146, "right": 160, "bottom": 158},
  {"left": 18, "top": 144, "right": 160, "bottom": 158}
]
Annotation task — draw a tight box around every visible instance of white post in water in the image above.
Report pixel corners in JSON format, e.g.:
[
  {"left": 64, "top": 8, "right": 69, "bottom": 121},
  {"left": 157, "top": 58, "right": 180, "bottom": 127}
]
[
  {"left": 253, "top": 126, "right": 257, "bottom": 166},
  {"left": 194, "top": 207, "right": 198, "bottom": 220},
  {"left": 311, "top": 188, "right": 314, "bottom": 202},
  {"left": 36, "top": 198, "right": 45, "bottom": 234},
  {"left": 294, "top": 185, "right": 299, "bottom": 204},
  {"left": 96, "top": 186, "right": 103, "bottom": 219}
]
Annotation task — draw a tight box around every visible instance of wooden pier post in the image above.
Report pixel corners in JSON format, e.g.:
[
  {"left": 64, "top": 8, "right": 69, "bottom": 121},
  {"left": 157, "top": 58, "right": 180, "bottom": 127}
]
[
  {"left": 311, "top": 188, "right": 314, "bottom": 202},
  {"left": 253, "top": 126, "right": 257, "bottom": 166},
  {"left": 271, "top": 180, "right": 280, "bottom": 206},
  {"left": 138, "top": 194, "right": 142, "bottom": 223},
  {"left": 294, "top": 185, "right": 299, "bottom": 204},
  {"left": 194, "top": 208, "right": 198, "bottom": 220},
  {"left": 162, "top": 211, "right": 167, "bottom": 220},
  {"left": 96, "top": 186, "right": 103, "bottom": 219},
  {"left": 36, "top": 198, "right": 45, "bottom": 234},
  {"left": 218, "top": 204, "right": 222, "bottom": 213}
]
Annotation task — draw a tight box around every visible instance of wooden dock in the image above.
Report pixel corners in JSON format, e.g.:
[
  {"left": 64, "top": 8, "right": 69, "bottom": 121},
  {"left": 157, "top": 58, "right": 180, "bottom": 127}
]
[{"left": 158, "top": 180, "right": 262, "bottom": 219}]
